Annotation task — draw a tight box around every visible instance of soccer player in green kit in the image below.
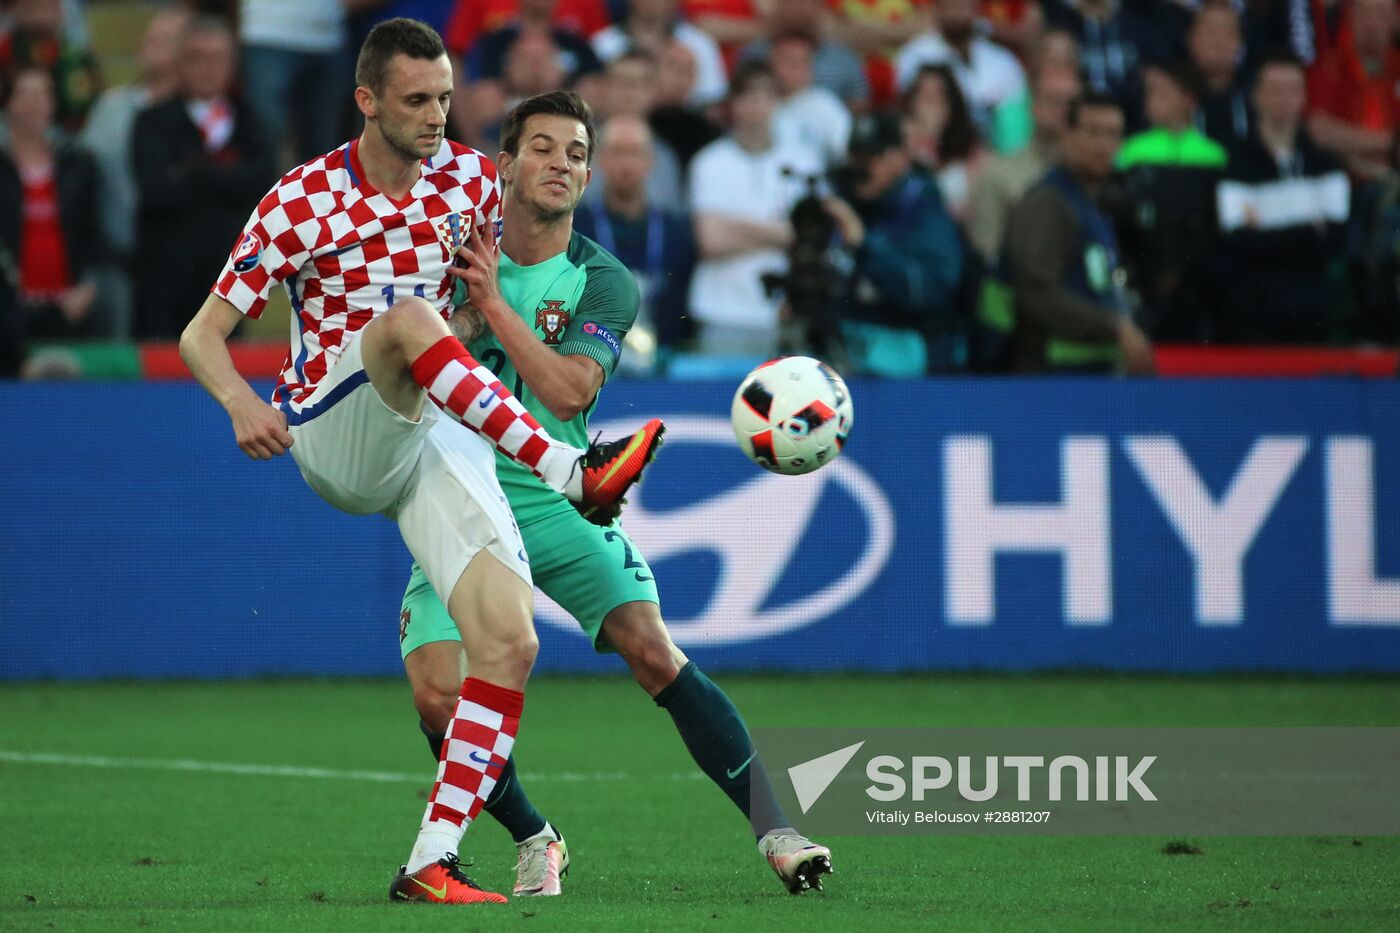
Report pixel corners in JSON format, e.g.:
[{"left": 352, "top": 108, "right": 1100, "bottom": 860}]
[{"left": 399, "top": 91, "right": 832, "bottom": 898}]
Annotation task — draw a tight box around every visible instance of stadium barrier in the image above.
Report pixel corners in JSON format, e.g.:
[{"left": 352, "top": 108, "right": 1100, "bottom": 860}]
[{"left": 3, "top": 378, "right": 1399, "bottom": 679}]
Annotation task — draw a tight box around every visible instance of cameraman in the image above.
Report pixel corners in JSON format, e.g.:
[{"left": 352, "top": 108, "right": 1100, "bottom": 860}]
[{"left": 836, "top": 112, "right": 968, "bottom": 375}]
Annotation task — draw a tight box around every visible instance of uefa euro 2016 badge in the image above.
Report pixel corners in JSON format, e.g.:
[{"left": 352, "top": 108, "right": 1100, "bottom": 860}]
[
  {"left": 535, "top": 299, "right": 570, "bottom": 345},
  {"left": 232, "top": 231, "right": 263, "bottom": 273}
]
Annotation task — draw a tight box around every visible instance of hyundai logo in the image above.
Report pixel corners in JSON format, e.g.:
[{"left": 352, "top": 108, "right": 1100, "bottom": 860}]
[{"left": 535, "top": 416, "right": 895, "bottom": 645}]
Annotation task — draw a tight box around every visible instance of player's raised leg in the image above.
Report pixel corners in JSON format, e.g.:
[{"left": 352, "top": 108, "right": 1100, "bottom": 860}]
[
  {"left": 601, "top": 603, "right": 833, "bottom": 894},
  {"left": 358, "top": 295, "right": 662, "bottom": 516}
]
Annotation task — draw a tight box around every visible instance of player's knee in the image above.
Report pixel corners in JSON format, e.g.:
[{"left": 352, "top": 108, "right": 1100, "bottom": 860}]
[
  {"left": 606, "top": 605, "right": 684, "bottom": 686},
  {"left": 379, "top": 296, "right": 441, "bottom": 344}
]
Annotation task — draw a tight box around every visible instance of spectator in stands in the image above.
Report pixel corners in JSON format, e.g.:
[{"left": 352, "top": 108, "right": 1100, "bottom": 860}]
[
  {"left": 585, "top": 51, "right": 684, "bottom": 209},
  {"left": 239, "top": 0, "right": 350, "bottom": 164},
  {"left": 648, "top": 38, "right": 721, "bottom": 166},
  {"left": 1218, "top": 53, "right": 1350, "bottom": 342},
  {"left": 770, "top": 31, "right": 853, "bottom": 170},
  {"left": 739, "top": 0, "right": 871, "bottom": 108},
  {"left": 465, "top": 0, "right": 603, "bottom": 87},
  {"left": 80, "top": 7, "right": 190, "bottom": 339},
  {"left": 1004, "top": 92, "right": 1154, "bottom": 373},
  {"left": 592, "top": 0, "right": 728, "bottom": 105},
  {"left": 456, "top": 0, "right": 603, "bottom": 148},
  {"left": 1306, "top": 0, "right": 1400, "bottom": 181},
  {"left": 1115, "top": 62, "right": 1228, "bottom": 341},
  {"left": 1189, "top": 0, "right": 1253, "bottom": 150},
  {"left": 0, "top": 0, "right": 100, "bottom": 131},
  {"left": 839, "top": 110, "right": 967, "bottom": 375},
  {"left": 969, "top": 63, "right": 1082, "bottom": 264},
  {"left": 575, "top": 114, "right": 697, "bottom": 371},
  {"left": 1040, "top": 0, "right": 1174, "bottom": 131},
  {"left": 894, "top": 0, "right": 1029, "bottom": 153},
  {"left": 901, "top": 64, "right": 986, "bottom": 223},
  {"left": 0, "top": 66, "right": 104, "bottom": 345},
  {"left": 687, "top": 62, "right": 822, "bottom": 357},
  {"left": 132, "top": 16, "right": 274, "bottom": 339},
  {"left": 443, "top": 0, "right": 609, "bottom": 57},
  {"left": 456, "top": 29, "right": 573, "bottom": 151}
]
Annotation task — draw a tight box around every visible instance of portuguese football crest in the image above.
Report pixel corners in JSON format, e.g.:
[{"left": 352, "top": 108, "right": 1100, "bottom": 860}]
[{"left": 535, "top": 300, "right": 570, "bottom": 345}]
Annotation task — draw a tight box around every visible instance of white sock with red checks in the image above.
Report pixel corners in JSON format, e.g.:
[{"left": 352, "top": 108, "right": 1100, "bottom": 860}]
[
  {"left": 410, "top": 336, "right": 581, "bottom": 495},
  {"left": 405, "top": 677, "right": 524, "bottom": 874}
]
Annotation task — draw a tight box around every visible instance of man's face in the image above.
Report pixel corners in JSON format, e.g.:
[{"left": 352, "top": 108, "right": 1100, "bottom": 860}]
[
  {"left": 1252, "top": 63, "right": 1306, "bottom": 126},
  {"left": 519, "top": 0, "right": 558, "bottom": 18},
  {"left": 505, "top": 33, "right": 564, "bottom": 97},
  {"left": 854, "top": 147, "right": 910, "bottom": 201},
  {"left": 937, "top": 0, "right": 978, "bottom": 39},
  {"left": 140, "top": 11, "right": 188, "bottom": 81},
  {"left": 1064, "top": 104, "right": 1124, "bottom": 180},
  {"left": 501, "top": 113, "right": 592, "bottom": 220},
  {"left": 1188, "top": 7, "right": 1241, "bottom": 75},
  {"left": 770, "top": 38, "right": 813, "bottom": 96},
  {"left": 365, "top": 52, "right": 454, "bottom": 163},
  {"left": 1031, "top": 68, "right": 1081, "bottom": 138},
  {"left": 731, "top": 76, "right": 777, "bottom": 133},
  {"left": 180, "top": 30, "right": 236, "bottom": 101},
  {"left": 657, "top": 40, "right": 697, "bottom": 105},
  {"left": 1353, "top": 0, "right": 1395, "bottom": 56},
  {"left": 6, "top": 70, "right": 54, "bottom": 131},
  {"left": 605, "top": 57, "right": 657, "bottom": 117},
  {"left": 1143, "top": 68, "right": 1193, "bottom": 129},
  {"left": 598, "top": 119, "right": 653, "bottom": 198}
]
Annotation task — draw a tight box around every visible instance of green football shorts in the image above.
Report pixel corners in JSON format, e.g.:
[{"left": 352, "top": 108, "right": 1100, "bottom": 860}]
[{"left": 398, "top": 506, "right": 660, "bottom": 658}]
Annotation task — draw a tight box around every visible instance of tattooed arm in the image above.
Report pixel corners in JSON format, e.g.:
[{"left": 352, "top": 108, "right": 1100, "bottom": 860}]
[{"left": 448, "top": 301, "right": 488, "bottom": 346}]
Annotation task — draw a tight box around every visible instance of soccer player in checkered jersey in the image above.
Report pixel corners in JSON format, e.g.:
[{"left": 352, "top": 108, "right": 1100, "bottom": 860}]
[
  {"left": 395, "top": 92, "right": 832, "bottom": 897},
  {"left": 179, "top": 19, "right": 665, "bottom": 905}
]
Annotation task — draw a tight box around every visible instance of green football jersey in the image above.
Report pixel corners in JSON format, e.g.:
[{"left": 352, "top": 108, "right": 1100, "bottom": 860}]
[{"left": 468, "top": 231, "right": 639, "bottom": 525}]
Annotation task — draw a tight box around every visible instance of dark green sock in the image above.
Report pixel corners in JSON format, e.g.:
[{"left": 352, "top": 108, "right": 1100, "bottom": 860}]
[
  {"left": 653, "top": 662, "right": 790, "bottom": 838},
  {"left": 417, "top": 720, "right": 546, "bottom": 843}
]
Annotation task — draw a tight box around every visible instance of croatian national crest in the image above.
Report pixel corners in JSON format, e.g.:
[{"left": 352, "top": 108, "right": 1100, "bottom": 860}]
[
  {"left": 436, "top": 211, "right": 469, "bottom": 262},
  {"left": 535, "top": 300, "right": 570, "bottom": 345}
]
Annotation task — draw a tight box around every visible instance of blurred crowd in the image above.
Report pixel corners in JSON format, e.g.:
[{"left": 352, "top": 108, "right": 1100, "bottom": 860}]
[{"left": 3, "top": 0, "right": 1399, "bottom": 378}]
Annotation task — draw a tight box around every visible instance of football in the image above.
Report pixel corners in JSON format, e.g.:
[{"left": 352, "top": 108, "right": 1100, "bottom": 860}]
[{"left": 730, "top": 357, "right": 854, "bottom": 475}]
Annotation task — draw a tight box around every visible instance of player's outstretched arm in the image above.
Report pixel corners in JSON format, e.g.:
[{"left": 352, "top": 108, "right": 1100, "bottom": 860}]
[{"left": 180, "top": 294, "right": 294, "bottom": 460}]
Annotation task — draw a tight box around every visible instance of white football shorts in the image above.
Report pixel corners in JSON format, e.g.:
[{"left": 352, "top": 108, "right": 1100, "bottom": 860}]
[{"left": 285, "top": 330, "right": 531, "bottom": 603}]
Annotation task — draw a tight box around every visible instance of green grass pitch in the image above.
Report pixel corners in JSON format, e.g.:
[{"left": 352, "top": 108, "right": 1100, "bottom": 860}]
[{"left": 3, "top": 674, "right": 1400, "bottom": 931}]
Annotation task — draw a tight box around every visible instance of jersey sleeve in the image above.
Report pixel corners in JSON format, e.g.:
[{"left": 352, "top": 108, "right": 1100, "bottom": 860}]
[
  {"left": 212, "top": 176, "right": 321, "bottom": 319},
  {"left": 556, "top": 259, "right": 639, "bottom": 380}
]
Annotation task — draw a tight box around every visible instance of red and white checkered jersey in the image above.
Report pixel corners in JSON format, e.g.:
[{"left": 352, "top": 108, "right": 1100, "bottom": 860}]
[{"left": 212, "top": 138, "right": 500, "bottom": 410}]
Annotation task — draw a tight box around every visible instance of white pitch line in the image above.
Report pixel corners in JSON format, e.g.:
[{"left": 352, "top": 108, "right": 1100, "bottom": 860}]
[{"left": 0, "top": 750, "right": 702, "bottom": 784}]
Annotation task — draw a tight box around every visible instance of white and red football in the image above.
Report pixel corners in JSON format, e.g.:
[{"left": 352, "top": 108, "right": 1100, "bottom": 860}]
[{"left": 730, "top": 356, "right": 854, "bottom": 475}]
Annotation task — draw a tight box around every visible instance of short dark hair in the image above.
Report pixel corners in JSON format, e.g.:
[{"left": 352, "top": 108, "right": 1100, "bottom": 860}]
[
  {"left": 771, "top": 29, "right": 818, "bottom": 50},
  {"left": 610, "top": 48, "right": 658, "bottom": 71},
  {"left": 500, "top": 90, "right": 598, "bottom": 164},
  {"left": 1253, "top": 49, "right": 1306, "bottom": 82},
  {"left": 728, "top": 60, "right": 775, "bottom": 99},
  {"left": 1145, "top": 59, "right": 1204, "bottom": 101},
  {"left": 1067, "top": 90, "right": 1123, "bottom": 128},
  {"left": 355, "top": 18, "right": 446, "bottom": 94}
]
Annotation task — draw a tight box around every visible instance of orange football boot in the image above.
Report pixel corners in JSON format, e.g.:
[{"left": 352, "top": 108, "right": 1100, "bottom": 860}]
[{"left": 389, "top": 853, "right": 507, "bottom": 904}]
